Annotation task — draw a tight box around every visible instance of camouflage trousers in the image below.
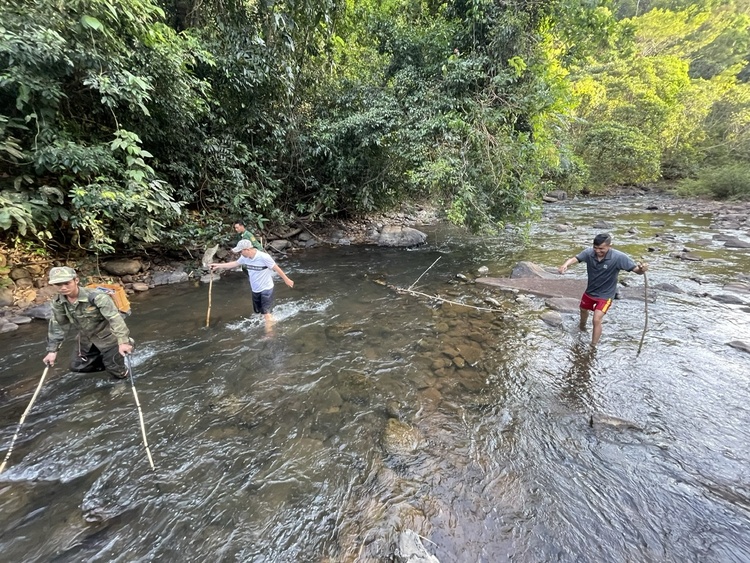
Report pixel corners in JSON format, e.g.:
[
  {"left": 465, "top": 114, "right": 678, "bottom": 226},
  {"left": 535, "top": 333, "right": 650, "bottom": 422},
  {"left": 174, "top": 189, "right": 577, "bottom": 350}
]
[{"left": 71, "top": 338, "right": 128, "bottom": 379}]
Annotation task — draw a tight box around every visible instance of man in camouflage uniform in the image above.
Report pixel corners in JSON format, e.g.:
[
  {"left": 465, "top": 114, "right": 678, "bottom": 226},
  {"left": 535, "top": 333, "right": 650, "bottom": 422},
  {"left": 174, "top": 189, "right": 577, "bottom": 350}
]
[
  {"left": 233, "top": 220, "right": 263, "bottom": 251},
  {"left": 42, "top": 267, "right": 133, "bottom": 378}
]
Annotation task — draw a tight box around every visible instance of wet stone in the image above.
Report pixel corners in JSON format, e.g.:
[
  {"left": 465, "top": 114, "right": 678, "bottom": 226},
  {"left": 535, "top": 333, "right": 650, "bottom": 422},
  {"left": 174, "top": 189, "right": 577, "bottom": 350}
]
[
  {"left": 441, "top": 346, "right": 459, "bottom": 359},
  {"left": 431, "top": 358, "right": 448, "bottom": 371},
  {"left": 724, "top": 238, "right": 750, "bottom": 248},
  {"left": 541, "top": 311, "right": 563, "bottom": 327},
  {"left": 457, "top": 344, "right": 483, "bottom": 366},
  {"left": 728, "top": 341, "right": 750, "bottom": 354},
  {"left": 545, "top": 297, "right": 580, "bottom": 312},
  {"left": 652, "top": 283, "right": 685, "bottom": 294},
  {"left": 711, "top": 294, "right": 746, "bottom": 305},
  {"left": 724, "top": 282, "right": 750, "bottom": 294},
  {"left": 670, "top": 252, "right": 703, "bottom": 261},
  {"left": 420, "top": 387, "right": 442, "bottom": 405}
]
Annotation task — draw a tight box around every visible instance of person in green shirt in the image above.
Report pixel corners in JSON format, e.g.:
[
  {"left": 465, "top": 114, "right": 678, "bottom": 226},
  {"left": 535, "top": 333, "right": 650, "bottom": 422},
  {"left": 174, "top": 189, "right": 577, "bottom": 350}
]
[
  {"left": 233, "top": 220, "right": 263, "bottom": 251},
  {"left": 42, "top": 267, "right": 133, "bottom": 379}
]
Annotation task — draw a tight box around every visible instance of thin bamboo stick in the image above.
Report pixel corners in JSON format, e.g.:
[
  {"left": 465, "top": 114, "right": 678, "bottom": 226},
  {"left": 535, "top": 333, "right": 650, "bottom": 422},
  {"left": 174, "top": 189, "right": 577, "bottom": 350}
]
[{"left": 0, "top": 365, "right": 50, "bottom": 473}]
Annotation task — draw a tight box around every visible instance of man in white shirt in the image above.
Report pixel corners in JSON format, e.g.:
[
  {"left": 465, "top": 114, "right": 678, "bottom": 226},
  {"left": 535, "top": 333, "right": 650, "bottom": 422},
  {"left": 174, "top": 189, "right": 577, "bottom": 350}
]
[{"left": 210, "top": 239, "right": 294, "bottom": 332}]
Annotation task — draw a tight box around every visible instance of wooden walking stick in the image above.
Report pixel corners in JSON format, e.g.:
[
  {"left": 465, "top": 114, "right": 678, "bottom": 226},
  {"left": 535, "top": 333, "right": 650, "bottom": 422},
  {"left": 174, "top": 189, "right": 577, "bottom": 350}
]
[
  {"left": 202, "top": 244, "right": 219, "bottom": 328},
  {"left": 125, "top": 355, "right": 155, "bottom": 470},
  {"left": 637, "top": 271, "right": 649, "bottom": 357},
  {"left": 206, "top": 274, "right": 213, "bottom": 328},
  {"left": 0, "top": 364, "right": 51, "bottom": 473}
]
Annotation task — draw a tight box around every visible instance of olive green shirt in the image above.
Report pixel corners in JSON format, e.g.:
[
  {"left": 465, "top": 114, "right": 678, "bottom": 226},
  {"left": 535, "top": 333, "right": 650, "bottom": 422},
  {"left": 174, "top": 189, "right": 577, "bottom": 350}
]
[
  {"left": 46, "top": 287, "right": 130, "bottom": 352},
  {"left": 241, "top": 230, "right": 263, "bottom": 250}
]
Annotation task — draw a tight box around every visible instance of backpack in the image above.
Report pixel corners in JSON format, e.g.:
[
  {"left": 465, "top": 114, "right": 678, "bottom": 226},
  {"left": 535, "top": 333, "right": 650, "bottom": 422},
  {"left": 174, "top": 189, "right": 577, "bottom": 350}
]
[{"left": 85, "top": 283, "right": 132, "bottom": 316}]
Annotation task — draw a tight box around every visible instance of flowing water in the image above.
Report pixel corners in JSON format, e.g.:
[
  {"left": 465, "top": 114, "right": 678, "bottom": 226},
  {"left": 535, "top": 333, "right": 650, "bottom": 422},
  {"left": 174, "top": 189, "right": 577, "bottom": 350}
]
[{"left": 1, "top": 196, "right": 749, "bottom": 562}]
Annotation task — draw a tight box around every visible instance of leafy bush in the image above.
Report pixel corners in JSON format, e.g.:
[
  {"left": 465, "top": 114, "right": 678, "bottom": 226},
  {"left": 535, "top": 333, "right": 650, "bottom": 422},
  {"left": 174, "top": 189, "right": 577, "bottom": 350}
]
[
  {"left": 676, "top": 164, "right": 750, "bottom": 200},
  {"left": 576, "top": 122, "right": 661, "bottom": 189}
]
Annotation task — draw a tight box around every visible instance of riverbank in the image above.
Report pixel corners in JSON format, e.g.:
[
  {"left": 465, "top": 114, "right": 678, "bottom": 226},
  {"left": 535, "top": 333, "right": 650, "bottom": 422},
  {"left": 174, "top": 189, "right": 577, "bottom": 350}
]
[
  {"left": 0, "top": 203, "right": 441, "bottom": 330},
  {"left": 1, "top": 190, "right": 748, "bottom": 332}
]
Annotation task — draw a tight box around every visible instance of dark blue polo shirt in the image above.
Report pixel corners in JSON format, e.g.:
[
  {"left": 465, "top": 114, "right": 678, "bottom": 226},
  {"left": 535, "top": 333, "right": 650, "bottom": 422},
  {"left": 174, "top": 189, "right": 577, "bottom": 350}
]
[{"left": 576, "top": 247, "right": 636, "bottom": 299}]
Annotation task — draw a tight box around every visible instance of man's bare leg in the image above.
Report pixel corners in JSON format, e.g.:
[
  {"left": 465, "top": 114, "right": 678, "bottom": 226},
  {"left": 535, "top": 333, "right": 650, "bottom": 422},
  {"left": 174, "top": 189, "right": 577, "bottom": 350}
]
[
  {"left": 579, "top": 308, "right": 589, "bottom": 331},
  {"left": 263, "top": 312, "right": 276, "bottom": 335},
  {"left": 591, "top": 309, "right": 605, "bottom": 345}
]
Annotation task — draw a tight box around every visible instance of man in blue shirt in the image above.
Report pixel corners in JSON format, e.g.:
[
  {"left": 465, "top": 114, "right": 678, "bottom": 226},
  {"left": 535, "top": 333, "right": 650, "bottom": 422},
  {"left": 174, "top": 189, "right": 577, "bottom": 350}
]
[{"left": 558, "top": 233, "right": 648, "bottom": 345}]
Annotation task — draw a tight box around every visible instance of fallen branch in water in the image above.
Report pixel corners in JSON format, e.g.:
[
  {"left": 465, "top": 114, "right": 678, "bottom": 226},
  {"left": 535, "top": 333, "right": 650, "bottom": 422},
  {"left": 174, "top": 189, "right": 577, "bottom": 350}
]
[
  {"left": 375, "top": 255, "right": 505, "bottom": 312},
  {"left": 409, "top": 256, "right": 441, "bottom": 290},
  {"left": 374, "top": 280, "right": 505, "bottom": 313}
]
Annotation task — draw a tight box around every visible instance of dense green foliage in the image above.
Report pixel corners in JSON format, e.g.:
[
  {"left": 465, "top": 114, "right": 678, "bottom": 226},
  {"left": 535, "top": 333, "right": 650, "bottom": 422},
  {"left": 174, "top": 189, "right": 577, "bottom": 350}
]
[
  {"left": 2, "top": 0, "right": 749, "bottom": 255},
  {"left": 570, "top": 0, "right": 750, "bottom": 195}
]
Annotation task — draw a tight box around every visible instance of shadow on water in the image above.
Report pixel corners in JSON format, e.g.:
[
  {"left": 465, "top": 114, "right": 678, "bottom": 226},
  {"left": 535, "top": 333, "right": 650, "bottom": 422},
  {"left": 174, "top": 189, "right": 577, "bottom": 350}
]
[{"left": 1, "top": 196, "right": 750, "bottom": 562}]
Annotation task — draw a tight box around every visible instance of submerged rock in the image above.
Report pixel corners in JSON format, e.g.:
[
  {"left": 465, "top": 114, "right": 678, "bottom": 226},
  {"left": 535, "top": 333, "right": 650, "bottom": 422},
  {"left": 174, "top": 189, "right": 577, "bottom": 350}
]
[
  {"left": 589, "top": 413, "right": 643, "bottom": 431},
  {"left": 382, "top": 418, "right": 422, "bottom": 456}
]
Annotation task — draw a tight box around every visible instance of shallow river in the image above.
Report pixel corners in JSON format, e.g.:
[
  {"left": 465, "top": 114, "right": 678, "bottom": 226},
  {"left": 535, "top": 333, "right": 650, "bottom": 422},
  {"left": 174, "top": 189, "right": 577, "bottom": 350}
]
[{"left": 1, "top": 196, "right": 749, "bottom": 562}]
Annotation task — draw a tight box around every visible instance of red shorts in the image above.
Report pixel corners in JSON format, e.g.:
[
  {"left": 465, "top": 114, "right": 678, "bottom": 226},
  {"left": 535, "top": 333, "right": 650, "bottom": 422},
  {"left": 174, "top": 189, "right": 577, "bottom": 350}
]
[{"left": 580, "top": 293, "right": 612, "bottom": 313}]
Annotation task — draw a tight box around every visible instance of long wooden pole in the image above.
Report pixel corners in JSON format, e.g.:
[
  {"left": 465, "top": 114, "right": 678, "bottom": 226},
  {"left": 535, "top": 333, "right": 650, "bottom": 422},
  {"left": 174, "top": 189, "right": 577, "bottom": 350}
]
[
  {"left": 637, "top": 272, "right": 649, "bottom": 357},
  {"left": 202, "top": 244, "right": 219, "bottom": 328},
  {"left": 206, "top": 274, "right": 213, "bottom": 328},
  {"left": 125, "top": 355, "right": 155, "bottom": 470},
  {"left": 0, "top": 365, "right": 50, "bottom": 473}
]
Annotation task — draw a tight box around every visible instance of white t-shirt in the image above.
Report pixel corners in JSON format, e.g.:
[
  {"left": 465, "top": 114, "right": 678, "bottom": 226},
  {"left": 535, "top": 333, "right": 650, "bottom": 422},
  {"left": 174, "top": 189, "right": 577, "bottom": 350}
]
[{"left": 237, "top": 252, "right": 277, "bottom": 292}]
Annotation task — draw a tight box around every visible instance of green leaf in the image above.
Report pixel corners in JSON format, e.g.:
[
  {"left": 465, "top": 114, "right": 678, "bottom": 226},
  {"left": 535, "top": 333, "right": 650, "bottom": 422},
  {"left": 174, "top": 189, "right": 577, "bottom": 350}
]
[{"left": 80, "top": 15, "right": 104, "bottom": 31}]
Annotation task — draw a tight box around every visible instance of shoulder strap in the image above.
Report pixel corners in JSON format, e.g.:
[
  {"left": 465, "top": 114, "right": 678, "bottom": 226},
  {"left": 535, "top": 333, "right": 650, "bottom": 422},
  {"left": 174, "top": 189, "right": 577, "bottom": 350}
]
[{"left": 87, "top": 289, "right": 108, "bottom": 308}]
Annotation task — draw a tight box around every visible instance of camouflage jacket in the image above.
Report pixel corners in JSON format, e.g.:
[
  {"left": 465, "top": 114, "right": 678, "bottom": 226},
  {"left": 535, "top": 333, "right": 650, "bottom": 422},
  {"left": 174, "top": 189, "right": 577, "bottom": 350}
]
[{"left": 46, "top": 287, "right": 130, "bottom": 352}]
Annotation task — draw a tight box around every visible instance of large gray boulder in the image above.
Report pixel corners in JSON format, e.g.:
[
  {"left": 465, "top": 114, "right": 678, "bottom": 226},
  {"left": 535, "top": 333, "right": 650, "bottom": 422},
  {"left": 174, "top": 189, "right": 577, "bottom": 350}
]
[
  {"left": 23, "top": 303, "right": 52, "bottom": 320},
  {"left": 103, "top": 258, "right": 142, "bottom": 276},
  {"left": 376, "top": 226, "right": 427, "bottom": 247},
  {"left": 151, "top": 270, "right": 189, "bottom": 286}
]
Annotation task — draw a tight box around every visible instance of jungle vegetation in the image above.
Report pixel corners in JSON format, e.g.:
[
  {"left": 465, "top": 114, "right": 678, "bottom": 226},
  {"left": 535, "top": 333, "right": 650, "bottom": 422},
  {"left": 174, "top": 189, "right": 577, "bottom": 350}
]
[{"left": 1, "top": 0, "right": 749, "bottom": 255}]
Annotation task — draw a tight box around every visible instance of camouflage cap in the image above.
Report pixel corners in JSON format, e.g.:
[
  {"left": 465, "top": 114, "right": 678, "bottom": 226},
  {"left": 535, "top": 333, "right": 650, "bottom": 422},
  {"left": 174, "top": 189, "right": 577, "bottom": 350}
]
[
  {"left": 231, "top": 239, "right": 254, "bottom": 253},
  {"left": 48, "top": 266, "right": 77, "bottom": 284}
]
